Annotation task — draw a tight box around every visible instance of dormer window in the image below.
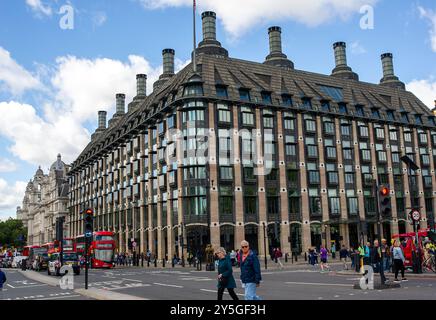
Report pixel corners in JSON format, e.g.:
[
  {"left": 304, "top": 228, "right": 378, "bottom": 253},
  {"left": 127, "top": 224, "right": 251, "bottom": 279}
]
[
  {"left": 183, "top": 83, "right": 203, "bottom": 96},
  {"left": 401, "top": 112, "right": 409, "bottom": 123},
  {"left": 216, "top": 85, "right": 228, "bottom": 98},
  {"left": 415, "top": 115, "right": 423, "bottom": 125},
  {"left": 355, "top": 105, "right": 364, "bottom": 116},
  {"left": 430, "top": 116, "right": 436, "bottom": 126},
  {"left": 239, "top": 89, "right": 250, "bottom": 102},
  {"left": 321, "top": 101, "right": 330, "bottom": 112},
  {"left": 371, "top": 108, "right": 380, "bottom": 119},
  {"left": 338, "top": 103, "right": 347, "bottom": 114},
  {"left": 261, "top": 92, "right": 272, "bottom": 104},
  {"left": 282, "top": 94, "right": 293, "bottom": 106},
  {"left": 387, "top": 110, "right": 395, "bottom": 121},
  {"left": 301, "top": 98, "right": 312, "bottom": 110}
]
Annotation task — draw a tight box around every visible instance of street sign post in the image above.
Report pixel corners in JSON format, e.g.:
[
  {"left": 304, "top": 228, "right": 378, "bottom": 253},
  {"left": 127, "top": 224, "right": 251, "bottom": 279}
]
[{"left": 409, "top": 209, "right": 422, "bottom": 274}]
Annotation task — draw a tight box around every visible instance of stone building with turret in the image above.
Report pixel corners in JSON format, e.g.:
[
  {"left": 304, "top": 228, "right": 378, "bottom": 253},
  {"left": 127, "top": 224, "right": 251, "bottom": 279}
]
[
  {"left": 67, "top": 11, "right": 436, "bottom": 261},
  {"left": 17, "top": 155, "right": 70, "bottom": 245}
]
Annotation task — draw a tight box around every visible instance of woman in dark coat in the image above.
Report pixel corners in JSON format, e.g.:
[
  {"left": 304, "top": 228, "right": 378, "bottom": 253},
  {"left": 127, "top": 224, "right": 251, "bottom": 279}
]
[{"left": 215, "top": 247, "right": 239, "bottom": 300}]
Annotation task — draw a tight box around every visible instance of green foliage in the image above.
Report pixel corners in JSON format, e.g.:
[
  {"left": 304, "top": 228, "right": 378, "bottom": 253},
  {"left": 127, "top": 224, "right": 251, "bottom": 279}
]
[{"left": 0, "top": 219, "right": 27, "bottom": 249}]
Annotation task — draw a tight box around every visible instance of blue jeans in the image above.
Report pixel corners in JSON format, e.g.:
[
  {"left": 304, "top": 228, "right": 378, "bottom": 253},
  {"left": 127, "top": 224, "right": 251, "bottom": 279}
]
[
  {"left": 244, "top": 283, "right": 261, "bottom": 300},
  {"left": 383, "top": 257, "right": 390, "bottom": 272}
]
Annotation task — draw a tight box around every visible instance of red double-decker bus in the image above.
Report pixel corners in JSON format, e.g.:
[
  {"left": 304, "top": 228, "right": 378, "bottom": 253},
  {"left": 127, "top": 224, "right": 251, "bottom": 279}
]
[
  {"left": 62, "top": 238, "right": 75, "bottom": 252},
  {"left": 22, "top": 245, "right": 41, "bottom": 257},
  {"left": 75, "top": 231, "right": 115, "bottom": 268},
  {"left": 41, "top": 241, "right": 60, "bottom": 255}
]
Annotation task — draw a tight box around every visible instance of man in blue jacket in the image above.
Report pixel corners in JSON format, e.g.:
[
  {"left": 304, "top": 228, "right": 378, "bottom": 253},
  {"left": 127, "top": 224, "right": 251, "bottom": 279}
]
[{"left": 238, "top": 240, "right": 262, "bottom": 300}]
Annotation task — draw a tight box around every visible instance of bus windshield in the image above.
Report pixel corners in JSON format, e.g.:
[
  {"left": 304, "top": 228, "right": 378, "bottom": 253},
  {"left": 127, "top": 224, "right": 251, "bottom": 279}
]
[
  {"left": 63, "top": 253, "right": 78, "bottom": 261},
  {"left": 94, "top": 249, "right": 113, "bottom": 263}
]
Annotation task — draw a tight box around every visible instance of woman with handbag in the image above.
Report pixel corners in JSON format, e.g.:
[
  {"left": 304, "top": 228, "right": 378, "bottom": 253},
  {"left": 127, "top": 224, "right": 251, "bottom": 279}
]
[{"left": 216, "top": 247, "right": 239, "bottom": 301}]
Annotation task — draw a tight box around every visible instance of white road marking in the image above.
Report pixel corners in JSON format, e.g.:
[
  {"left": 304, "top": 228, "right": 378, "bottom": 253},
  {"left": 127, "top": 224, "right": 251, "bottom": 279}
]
[
  {"left": 104, "top": 284, "right": 151, "bottom": 291},
  {"left": 285, "top": 282, "right": 352, "bottom": 287},
  {"left": 37, "top": 295, "right": 81, "bottom": 300},
  {"left": 7, "top": 284, "right": 15, "bottom": 288},
  {"left": 200, "top": 289, "right": 244, "bottom": 297},
  {"left": 11, "top": 284, "right": 48, "bottom": 289},
  {"left": 153, "top": 283, "right": 183, "bottom": 288},
  {"left": 121, "top": 278, "right": 143, "bottom": 283}
]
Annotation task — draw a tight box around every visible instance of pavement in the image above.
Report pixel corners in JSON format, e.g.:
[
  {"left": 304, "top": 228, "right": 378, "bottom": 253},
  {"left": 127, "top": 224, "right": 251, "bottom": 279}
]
[{"left": 1, "top": 259, "right": 435, "bottom": 300}]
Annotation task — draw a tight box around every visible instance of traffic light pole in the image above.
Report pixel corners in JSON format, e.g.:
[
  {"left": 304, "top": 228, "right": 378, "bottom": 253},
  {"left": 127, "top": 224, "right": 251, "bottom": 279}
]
[{"left": 85, "top": 237, "right": 89, "bottom": 290}]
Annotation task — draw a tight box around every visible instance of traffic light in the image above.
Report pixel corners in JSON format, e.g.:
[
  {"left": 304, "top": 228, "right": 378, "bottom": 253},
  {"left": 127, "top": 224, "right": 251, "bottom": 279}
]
[
  {"left": 84, "top": 208, "right": 94, "bottom": 238},
  {"left": 378, "top": 185, "right": 392, "bottom": 215}
]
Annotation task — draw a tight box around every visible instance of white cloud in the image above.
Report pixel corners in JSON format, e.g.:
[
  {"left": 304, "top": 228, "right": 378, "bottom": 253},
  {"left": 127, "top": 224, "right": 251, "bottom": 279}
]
[
  {"left": 406, "top": 78, "right": 436, "bottom": 110},
  {"left": 418, "top": 6, "right": 436, "bottom": 52},
  {"left": 0, "top": 158, "right": 18, "bottom": 173},
  {"left": 0, "top": 47, "right": 41, "bottom": 95},
  {"left": 0, "top": 50, "right": 190, "bottom": 168},
  {"left": 138, "top": 0, "right": 378, "bottom": 37},
  {"left": 25, "top": 0, "right": 53, "bottom": 17},
  {"left": 0, "top": 179, "right": 27, "bottom": 220},
  {"left": 350, "top": 41, "right": 367, "bottom": 55}
]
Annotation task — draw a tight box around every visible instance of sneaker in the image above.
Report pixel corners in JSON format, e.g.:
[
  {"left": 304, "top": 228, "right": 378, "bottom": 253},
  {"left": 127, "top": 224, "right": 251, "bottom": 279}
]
[
  {"left": 394, "top": 278, "right": 401, "bottom": 282},
  {"left": 402, "top": 278, "right": 408, "bottom": 282}
]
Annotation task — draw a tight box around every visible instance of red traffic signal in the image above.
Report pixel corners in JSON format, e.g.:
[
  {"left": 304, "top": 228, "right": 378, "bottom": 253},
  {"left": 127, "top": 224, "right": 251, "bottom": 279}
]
[
  {"left": 85, "top": 208, "right": 94, "bottom": 215},
  {"left": 380, "top": 187, "right": 390, "bottom": 196}
]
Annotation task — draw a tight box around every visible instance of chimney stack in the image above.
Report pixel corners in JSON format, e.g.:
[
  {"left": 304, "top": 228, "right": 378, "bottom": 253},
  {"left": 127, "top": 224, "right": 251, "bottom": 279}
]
[
  {"left": 380, "top": 53, "right": 405, "bottom": 90},
  {"left": 202, "top": 11, "right": 216, "bottom": 42},
  {"left": 196, "top": 11, "right": 228, "bottom": 58},
  {"left": 136, "top": 74, "right": 147, "bottom": 97},
  {"left": 116, "top": 94, "right": 126, "bottom": 114},
  {"left": 162, "top": 49, "right": 175, "bottom": 76},
  {"left": 331, "top": 42, "right": 359, "bottom": 81},
  {"left": 264, "top": 26, "right": 294, "bottom": 69},
  {"left": 98, "top": 111, "right": 107, "bottom": 130}
]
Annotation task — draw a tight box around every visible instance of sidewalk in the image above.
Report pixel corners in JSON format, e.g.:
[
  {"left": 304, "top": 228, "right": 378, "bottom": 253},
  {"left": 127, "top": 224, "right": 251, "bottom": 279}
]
[{"left": 335, "top": 269, "right": 436, "bottom": 278}]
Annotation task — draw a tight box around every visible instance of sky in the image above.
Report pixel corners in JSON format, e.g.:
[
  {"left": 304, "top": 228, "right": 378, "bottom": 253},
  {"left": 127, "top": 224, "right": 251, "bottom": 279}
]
[{"left": 0, "top": 0, "right": 435, "bottom": 221}]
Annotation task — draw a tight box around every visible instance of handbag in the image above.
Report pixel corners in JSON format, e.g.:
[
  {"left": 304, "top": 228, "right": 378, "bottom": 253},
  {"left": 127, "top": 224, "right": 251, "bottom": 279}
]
[{"left": 219, "top": 276, "right": 229, "bottom": 287}]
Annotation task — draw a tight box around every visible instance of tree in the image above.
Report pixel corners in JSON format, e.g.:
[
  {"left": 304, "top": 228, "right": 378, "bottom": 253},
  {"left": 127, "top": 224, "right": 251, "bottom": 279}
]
[{"left": 0, "top": 219, "right": 27, "bottom": 249}]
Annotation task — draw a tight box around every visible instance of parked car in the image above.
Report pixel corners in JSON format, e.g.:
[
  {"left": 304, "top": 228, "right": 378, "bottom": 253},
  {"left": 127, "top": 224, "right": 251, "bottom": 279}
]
[{"left": 48, "top": 252, "right": 81, "bottom": 276}]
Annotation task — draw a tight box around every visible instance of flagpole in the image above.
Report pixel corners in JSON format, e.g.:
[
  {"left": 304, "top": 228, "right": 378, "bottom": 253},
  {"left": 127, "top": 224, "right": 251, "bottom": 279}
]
[{"left": 193, "top": 0, "right": 197, "bottom": 73}]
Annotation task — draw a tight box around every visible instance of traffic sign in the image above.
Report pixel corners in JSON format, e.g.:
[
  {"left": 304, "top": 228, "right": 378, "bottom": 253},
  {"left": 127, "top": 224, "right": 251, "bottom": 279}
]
[
  {"left": 410, "top": 210, "right": 421, "bottom": 222},
  {"left": 85, "top": 231, "right": 93, "bottom": 238}
]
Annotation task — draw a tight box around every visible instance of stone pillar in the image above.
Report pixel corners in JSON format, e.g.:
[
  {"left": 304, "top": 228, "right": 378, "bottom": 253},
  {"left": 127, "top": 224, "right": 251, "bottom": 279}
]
[
  {"left": 297, "top": 113, "right": 312, "bottom": 251},
  {"left": 352, "top": 121, "right": 367, "bottom": 244},
  {"left": 176, "top": 109, "right": 186, "bottom": 259},
  {"left": 277, "top": 111, "right": 291, "bottom": 254},
  {"left": 208, "top": 103, "right": 220, "bottom": 249},
  {"left": 385, "top": 125, "right": 399, "bottom": 236},
  {"left": 232, "top": 106, "right": 245, "bottom": 248},
  {"left": 399, "top": 127, "right": 413, "bottom": 233},
  {"left": 139, "top": 133, "right": 147, "bottom": 254},
  {"left": 335, "top": 118, "right": 350, "bottom": 247},
  {"left": 316, "top": 116, "right": 329, "bottom": 244},
  {"left": 413, "top": 128, "right": 428, "bottom": 229},
  {"left": 256, "top": 108, "right": 268, "bottom": 261},
  {"left": 428, "top": 131, "right": 436, "bottom": 230}
]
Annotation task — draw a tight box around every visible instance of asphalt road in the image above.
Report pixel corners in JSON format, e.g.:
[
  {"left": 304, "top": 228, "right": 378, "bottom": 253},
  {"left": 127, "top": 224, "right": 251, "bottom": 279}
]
[
  {"left": 29, "top": 262, "right": 436, "bottom": 300},
  {"left": 0, "top": 269, "right": 92, "bottom": 300}
]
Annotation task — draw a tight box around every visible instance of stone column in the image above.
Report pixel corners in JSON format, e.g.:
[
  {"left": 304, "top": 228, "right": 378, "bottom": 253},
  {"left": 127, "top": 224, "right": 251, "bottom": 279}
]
[
  {"left": 256, "top": 108, "right": 268, "bottom": 261},
  {"left": 335, "top": 118, "right": 350, "bottom": 247},
  {"left": 352, "top": 121, "right": 367, "bottom": 244},
  {"left": 385, "top": 125, "right": 399, "bottom": 236},
  {"left": 277, "top": 111, "right": 291, "bottom": 254},
  {"left": 413, "top": 128, "right": 428, "bottom": 229},
  {"left": 176, "top": 109, "right": 187, "bottom": 259},
  {"left": 399, "top": 127, "right": 413, "bottom": 233},
  {"left": 139, "top": 133, "right": 147, "bottom": 255},
  {"left": 232, "top": 106, "right": 245, "bottom": 248},
  {"left": 297, "top": 113, "right": 312, "bottom": 251},
  {"left": 428, "top": 131, "right": 436, "bottom": 230},
  {"left": 316, "top": 116, "right": 329, "bottom": 247},
  {"left": 209, "top": 102, "right": 220, "bottom": 249}
]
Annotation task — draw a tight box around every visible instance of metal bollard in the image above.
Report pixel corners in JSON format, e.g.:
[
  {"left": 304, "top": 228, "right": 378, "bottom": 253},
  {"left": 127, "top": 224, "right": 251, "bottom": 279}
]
[
  {"left": 154, "top": 258, "right": 157, "bottom": 268},
  {"left": 304, "top": 252, "right": 307, "bottom": 261},
  {"left": 163, "top": 258, "right": 166, "bottom": 268},
  {"left": 285, "top": 253, "right": 288, "bottom": 263},
  {"left": 147, "top": 259, "right": 150, "bottom": 267}
]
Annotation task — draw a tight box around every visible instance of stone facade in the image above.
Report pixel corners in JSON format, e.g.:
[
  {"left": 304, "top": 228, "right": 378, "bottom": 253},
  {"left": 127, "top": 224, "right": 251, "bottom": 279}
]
[
  {"left": 17, "top": 155, "right": 70, "bottom": 245},
  {"left": 67, "top": 12, "right": 436, "bottom": 261}
]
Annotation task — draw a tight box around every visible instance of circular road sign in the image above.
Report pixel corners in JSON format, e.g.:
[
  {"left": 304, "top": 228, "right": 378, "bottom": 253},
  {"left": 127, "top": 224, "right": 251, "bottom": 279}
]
[{"left": 411, "top": 210, "right": 421, "bottom": 222}]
